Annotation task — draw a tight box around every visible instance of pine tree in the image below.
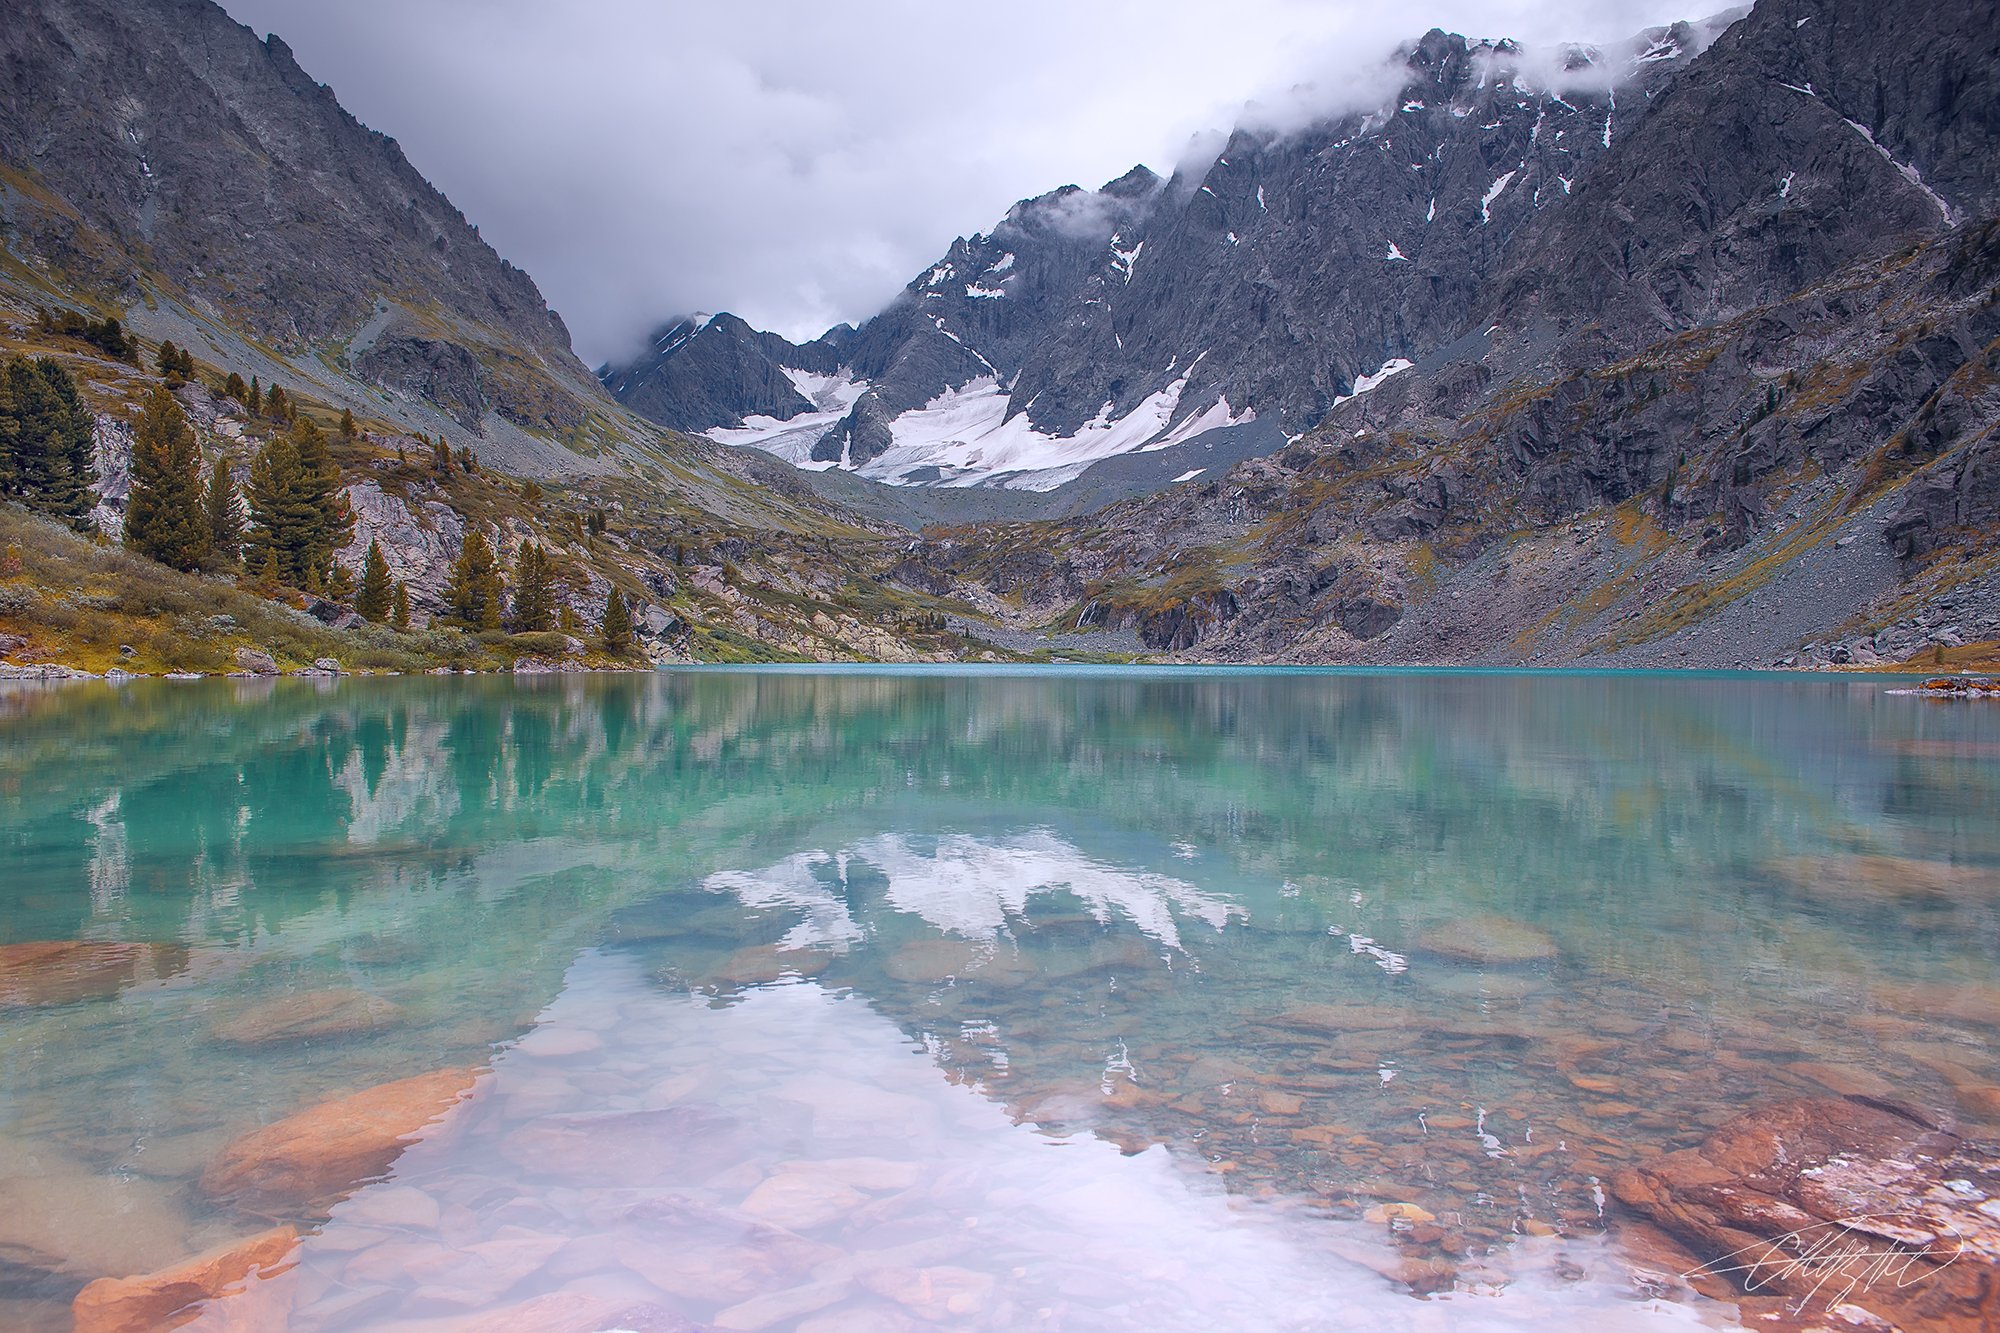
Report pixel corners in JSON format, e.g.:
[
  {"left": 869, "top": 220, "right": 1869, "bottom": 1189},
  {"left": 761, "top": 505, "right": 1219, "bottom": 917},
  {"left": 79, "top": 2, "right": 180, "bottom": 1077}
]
[
  {"left": 125, "top": 385, "right": 209, "bottom": 570},
  {"left": 244, "top": 418, "right": 353, "bottom": 585},
  {"left": 443, "top": 528, "right": 503, "bottom": 630},
  {"left": 253, "top": 548, "right": 281, "bottom": 592},
  {"left": 602, "top": 586, "right": 632, "bottom": 653},
  {"left": 339, "top": 407, "right": 356, "bottom": 440},
  {"left": 356, "top": 540, "right": 392, "bottom": 622},
  {"left": 204, "top": 458, "right": 242, "bottom": 567},
  {"left": 389, "top": 581, "right": 410, "bottom": 631},
  {"left": 247, "top": 377, "right": 262, "bottom": 417},
  {"left": 0, "top": 357, "right": 97, "bottom": 528},
  {"left": 558, "top": 602, "right": 580, "bottom": 638},
  {"left": 509, "top": 540, "right": 555, "bottom": 632},
  {"left": 157, "top": 340, "right": 184, "bottom": 385},
  {"left": 224, "top": 372, "right": 248, "bottom": 405},
  {"left": 264, "top": 384, "right": 291, "bottom": 424},
  {"left": 325, "top": 559, "right": 355, "bottom": 602}
]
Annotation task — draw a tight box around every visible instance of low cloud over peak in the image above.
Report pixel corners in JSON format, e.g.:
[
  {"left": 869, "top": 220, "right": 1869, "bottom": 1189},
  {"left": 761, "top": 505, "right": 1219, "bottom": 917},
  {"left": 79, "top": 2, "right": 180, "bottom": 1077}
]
[{"left": 217, "top": 0, "right": 1716, "bottom": 364}]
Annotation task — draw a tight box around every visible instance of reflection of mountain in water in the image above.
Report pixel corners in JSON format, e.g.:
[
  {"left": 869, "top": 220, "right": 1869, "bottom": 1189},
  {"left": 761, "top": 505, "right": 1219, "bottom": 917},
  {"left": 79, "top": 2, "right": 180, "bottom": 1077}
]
[{"left": 704, "top": 829, "right": 1244, "bottom": 953}]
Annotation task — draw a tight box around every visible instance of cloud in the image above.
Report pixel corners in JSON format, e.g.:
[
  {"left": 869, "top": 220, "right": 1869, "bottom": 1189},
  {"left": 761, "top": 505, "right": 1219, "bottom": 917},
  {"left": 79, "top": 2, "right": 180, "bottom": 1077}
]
[{"left": 215, "top": 0, "right": 1722, "bottom": 364}]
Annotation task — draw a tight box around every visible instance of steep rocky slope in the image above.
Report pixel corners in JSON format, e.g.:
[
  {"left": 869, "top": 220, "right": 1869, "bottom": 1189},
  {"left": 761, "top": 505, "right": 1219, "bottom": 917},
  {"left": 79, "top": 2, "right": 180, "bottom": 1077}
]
[{"left": 876, "top": 0, "right": 2000, "bottom": 668}]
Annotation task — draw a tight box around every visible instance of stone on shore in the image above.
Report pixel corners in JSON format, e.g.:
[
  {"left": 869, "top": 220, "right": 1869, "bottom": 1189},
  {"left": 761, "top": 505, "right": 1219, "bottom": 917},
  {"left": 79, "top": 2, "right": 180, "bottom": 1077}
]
[
  {"left": 1613, "top": 1096, "right": 2000, "bottom": 1331},
  {"left": 70, "top": 1225, "right": 298, "bottom": 1333},
  {"left": 201, "top": 1068, "right": 479, "bottom": 1211}
]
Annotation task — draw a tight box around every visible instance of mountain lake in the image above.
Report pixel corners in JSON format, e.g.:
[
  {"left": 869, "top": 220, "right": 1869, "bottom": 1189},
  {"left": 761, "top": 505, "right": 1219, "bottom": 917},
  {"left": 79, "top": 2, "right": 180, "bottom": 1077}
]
[{"left": 2, "top": 667, "right": 1997, "bottom": 1330}]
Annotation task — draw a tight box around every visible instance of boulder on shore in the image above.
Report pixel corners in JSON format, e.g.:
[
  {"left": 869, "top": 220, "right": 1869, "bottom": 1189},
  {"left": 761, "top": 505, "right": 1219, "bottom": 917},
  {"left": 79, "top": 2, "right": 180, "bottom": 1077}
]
[
  {"left": 1613, "top": 1096, "right": 2000, "bottom": 1331},
  {"left": 200, "top": 1068, "right": 478, "bottom": 1211}
]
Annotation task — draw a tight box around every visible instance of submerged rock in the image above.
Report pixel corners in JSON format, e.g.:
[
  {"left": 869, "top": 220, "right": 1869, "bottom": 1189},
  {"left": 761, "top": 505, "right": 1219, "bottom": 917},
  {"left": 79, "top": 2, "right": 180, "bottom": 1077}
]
[
  {"left": 1613, "top": 1096, "right": 2000, "bottom": 1331},
  {"left": 70, "top": 1225, "right": 297, "bottom": 1333},
  {"left": 0, "top": 1137, "right": 194, "bottom": 1282},
  {"left": 0, "top": 940, "right": 187, "bottom": 1008},
  {"left": 208, "top": 988, "right": 403, "bottom": 1046},
  {"left": 1414, "top": 915, "right": 1558, "bottom": 965},
  {"left": 201, "top": 1068, "right": 479, "bottom": 1211},
  {"left": 1765, "top": 854, "right": 1999, "bottom": 903}
]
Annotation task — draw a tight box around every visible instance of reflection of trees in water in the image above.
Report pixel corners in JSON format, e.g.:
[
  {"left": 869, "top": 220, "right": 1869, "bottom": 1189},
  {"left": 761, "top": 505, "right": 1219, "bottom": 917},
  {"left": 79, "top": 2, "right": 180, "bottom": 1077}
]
[{"left": 0, "top": 673, "right": 1994, "bottom": 974}]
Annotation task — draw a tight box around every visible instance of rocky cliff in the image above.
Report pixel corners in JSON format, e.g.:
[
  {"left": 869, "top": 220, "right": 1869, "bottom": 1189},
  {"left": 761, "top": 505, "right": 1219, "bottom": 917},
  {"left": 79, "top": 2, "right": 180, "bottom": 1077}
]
[
  {"left": 0, "top": 0, "right": 618, "bottom": 442},
  {"left": 863, "top": 0, "right": 2000, "bottom": 668}
]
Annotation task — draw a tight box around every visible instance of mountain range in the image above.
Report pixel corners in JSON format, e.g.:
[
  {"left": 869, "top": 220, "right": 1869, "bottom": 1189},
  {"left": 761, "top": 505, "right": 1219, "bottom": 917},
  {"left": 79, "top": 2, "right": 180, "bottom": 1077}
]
[{"left": 0, "top": 0, "right": 1996, "bottom": 673}]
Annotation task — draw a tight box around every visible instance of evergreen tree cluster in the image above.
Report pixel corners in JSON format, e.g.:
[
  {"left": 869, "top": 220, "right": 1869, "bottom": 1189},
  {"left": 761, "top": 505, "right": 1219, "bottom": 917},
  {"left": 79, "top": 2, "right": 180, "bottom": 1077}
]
[
  {"left": 0, "top": 355, "right": 97, "bottom": 529},
  {"left": 36, "top": 307, "right": 138, "bottom": 364},
  {"left": 155, "top": 341, "right": 196, "bottom": 387},
  {"left": 243, "top": 418, "right": 354, "bottom": 586}
]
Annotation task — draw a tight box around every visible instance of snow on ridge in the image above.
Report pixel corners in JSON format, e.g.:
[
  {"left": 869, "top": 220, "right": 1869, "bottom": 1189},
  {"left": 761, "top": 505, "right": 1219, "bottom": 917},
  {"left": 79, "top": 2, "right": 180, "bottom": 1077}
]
[
  {"left": 702, "top": 368, "right": 1255, "bottom": 492},
  {"left": 987, "top": 252, "right": 1015, "bottom": 273},
  {"left": 966, "top": 284, "right": 1007, "bottom": 299}
]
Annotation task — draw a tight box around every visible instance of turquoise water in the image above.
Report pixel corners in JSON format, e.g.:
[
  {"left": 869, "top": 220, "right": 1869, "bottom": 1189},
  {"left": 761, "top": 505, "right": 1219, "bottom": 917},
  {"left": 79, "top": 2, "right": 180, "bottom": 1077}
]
[{"left": 2, "top": 669, "right": 1997, "bottom": 1330}]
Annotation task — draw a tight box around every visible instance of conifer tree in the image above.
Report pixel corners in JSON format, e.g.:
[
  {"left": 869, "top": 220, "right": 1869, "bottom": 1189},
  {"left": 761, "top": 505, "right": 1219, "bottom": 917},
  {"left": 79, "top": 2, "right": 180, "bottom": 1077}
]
[
  {"left": 558, "top": 602, "right": 580, "bottom": 639},
  {"left": 247, "top": 377, "right": 262, "bottom": 417},
  {"left": 224, "top": 372, "right": 248, "bottom": 404},
  {"left": 245, "top": 418, "right": 353, "bottom": 586},
  {"left": 602, "top": 586, "right": 632, "bottom": 653},
  {"left": 204, "top": 458, "right": 242, "bottom": 567},
  {"left": 0, "top": 357, "right": 97, "bottom": 528},
  {"left": 157, "top": 340, "right": 183, "bottom": 385},
  {"left": 509, "top": 540, "right": 555, "bottom": 632},
  {"left": 325, "top": 559, "right": 355, "bottom": 602},
  {"left": 125, "top": 385, "right": 209, "bottom": 570},
  {"left": 443, "top": 528, "right": 503, "bottom": 630},
  {"left": 356, "top": 540, "right": 392, "bottom": 622},
  {"left": 264, "top": 384, "right": 291, "bottom": 424},
  {"left": 340, "top": 407, "right": 356, "bottom": 440},
  {"left": 389, "top": 581, "right": 410, "bottom": 631}
]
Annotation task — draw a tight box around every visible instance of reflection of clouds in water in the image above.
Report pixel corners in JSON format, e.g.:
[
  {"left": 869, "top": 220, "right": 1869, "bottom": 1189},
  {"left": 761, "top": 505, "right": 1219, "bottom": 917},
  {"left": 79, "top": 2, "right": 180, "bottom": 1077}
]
[
  {"left": 705, "top": 829, "right": 1244, "bottom": 953},
  {"left": 704, "top": 850, "right": 864, "bottom": 952}
]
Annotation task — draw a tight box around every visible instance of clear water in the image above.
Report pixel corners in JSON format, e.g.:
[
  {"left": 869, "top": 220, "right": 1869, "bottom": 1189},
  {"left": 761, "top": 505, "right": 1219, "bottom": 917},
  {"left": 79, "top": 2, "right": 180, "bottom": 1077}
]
[{"left": 2, "top": 668, "right": 1997, "bottom": 1331}]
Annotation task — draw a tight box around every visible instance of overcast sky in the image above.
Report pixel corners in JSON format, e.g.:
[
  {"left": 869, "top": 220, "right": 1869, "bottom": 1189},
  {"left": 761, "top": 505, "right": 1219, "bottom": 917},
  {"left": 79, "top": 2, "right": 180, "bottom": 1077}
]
[{"left": 217, "top": 0, "right": 1707, "bottom": 365}]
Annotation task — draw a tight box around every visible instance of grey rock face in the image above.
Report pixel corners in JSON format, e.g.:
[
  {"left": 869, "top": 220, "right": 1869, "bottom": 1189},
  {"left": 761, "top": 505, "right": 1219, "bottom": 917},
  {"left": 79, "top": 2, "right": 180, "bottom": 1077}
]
[
  {"left": 598, "top": 314, "right": 846, "bottom": 433},
  {"left": 0, "top": 0, "right": 600, "bottom": 432},
  {"left": 606, "top": 21, "right": 1731, "bottom": 479}
]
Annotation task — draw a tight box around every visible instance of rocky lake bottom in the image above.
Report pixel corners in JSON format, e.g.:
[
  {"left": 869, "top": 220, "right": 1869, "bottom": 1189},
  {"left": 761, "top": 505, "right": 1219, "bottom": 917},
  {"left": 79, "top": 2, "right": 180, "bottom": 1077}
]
[{"left": 1, "top": 668, "right": 1996, "bottom": 1330}]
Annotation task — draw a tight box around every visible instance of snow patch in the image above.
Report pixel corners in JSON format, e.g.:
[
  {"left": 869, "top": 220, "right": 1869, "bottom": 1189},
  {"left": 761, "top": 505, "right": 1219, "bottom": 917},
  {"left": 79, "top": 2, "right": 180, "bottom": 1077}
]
[
  {"left": 1385, "top": 241, "right": 1409, "bottom": 261},
  {"left": 1172, "top": 469, "right": 1206, "bottom": 484},
  {"left": 1401, "top": 100, "right": 1426, "bottom": 112},
  {"left": 1425, "top": 198, "right": 1436, "bottom": 223},
  {"left": 1778, "top": 171, "right": 1795, "bottom": 200},
  {"left": 1111, "top": 238, "right": 1144, "bottom": 281},
  {"left": 965, "top": 284, "right": 1007, "bottom": 299},
  {"left": 1333, "top": 358, "right": 1415, "bottom": 408},
  {"left": 1841, "top": 117, "right": 1956, "bottom": 224},
  {"left": 1256, "top": 186, "right": 1266, "bottom": 210},
  {"left": 987, "top": 251, "right": 1015, "bottom": 273},
  {"left": 1480, "top": 171, "right": 1517, "bottom": 223},
  {"left": 704, "top": 371, "right": 870, "bottom": 467}
]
